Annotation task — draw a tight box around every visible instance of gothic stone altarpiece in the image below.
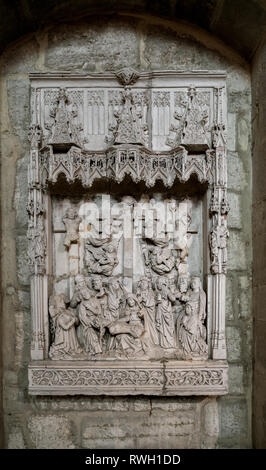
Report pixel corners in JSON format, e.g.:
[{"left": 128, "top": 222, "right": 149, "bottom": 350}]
[{"left": 27, "top": 69, "right": 228, "bottom": 395}]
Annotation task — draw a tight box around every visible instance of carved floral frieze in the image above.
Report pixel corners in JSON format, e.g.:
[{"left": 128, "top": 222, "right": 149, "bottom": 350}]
[{"left": 28, "top": 362, "right": 228, "bottom": 395}]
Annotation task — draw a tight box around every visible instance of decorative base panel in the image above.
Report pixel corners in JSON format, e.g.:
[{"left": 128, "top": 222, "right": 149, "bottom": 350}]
[{"left": 28, "top": 360, "right": 228, "bottom": 396}]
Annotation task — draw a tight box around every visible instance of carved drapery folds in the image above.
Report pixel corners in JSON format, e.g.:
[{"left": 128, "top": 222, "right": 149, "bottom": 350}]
[
  {"left": 44, "top": 87, "right": 85, "bottom": 150},
  {"left": 27, "top": 69, "right": 229, "bottom": 394}
]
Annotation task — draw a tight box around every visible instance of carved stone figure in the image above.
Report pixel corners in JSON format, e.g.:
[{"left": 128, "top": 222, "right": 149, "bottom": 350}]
[
  {"left": 166, "top": 87, "right": 210, "bottom": 150},
  {"left": 172, "top": 201, "right": 193, "bottom": 266},
  {"left": 108, "top": 293, "right": 144, "bottom": 358},
  {"left": 155, "top": 277, "right": 176, "bottom": 349},
  {"left": 49, "top": 293, "right": 83, "bottom": 360},
  {"left": 27, "top": 217, "right": 46, "bottom": 272},
  {"left": 178, "top": 277, "right": 208, "bottom": 358},
  {"left": 209, "top": 218, "right": 229, "bottom": 273},
  {"left": 179, "top": 302, "right": 208, "bottom": 359},
  {"left": 106, "top": 83, "right": 148, "bottom": 146},
  {"left": 209, "top": 225, "right": 219, "bottom": 272},
  {"left": 143, "top": 232, "right": 175, "bottom": 276},
  {"left": 145, "top": 245, "right": 175, "bottom": 275},
  {"left": 176, "top": 275, "right": 190, "bottom": 303},
  {"left": 175, "top": 275, "right": 190, "bottom": 348},
  {"left": 70, "top": 275, "right": 102, "bottom": 355},
  {"left": 47, "top": 87, "right": 83, "bottom": 149},
  {"left": 182, "top": 87, "right": 209, "bottom": 150},
  {"left": 105, "top": 278, "right": 125, "bottom": 324},
  {"left": 188, "top": 277, "right": 207, "bottom": 320},
  {"left": 62, "top": 207, "right": 81, "bottom": 248},
  {"left": 218, "top": 218, "right": 229, "bottom": 268},
  {"left": 136, "top": 277, "right": 159, "bottom": 346},
  {"left": 101, "top": 278, "right": 126, "bottom": 352},
  {"left": 85, "top": 233, "right": 120, "bottom": 277},
  {"left": 166, "top": 92, "right": 187, "bottom": 148},
  {"left": 90, "top": 277, "right": 116, "bottom": 350}
]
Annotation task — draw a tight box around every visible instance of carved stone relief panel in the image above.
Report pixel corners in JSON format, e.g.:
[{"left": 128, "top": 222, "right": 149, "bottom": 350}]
[
  {"left": 27, "top": 69, "right": 228, "bottom": 395},
  {"left": 50, "top": 195, "right": 205, "bottom": 362}
]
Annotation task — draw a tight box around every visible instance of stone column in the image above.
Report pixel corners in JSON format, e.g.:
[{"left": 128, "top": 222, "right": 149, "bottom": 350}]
[{"left": 27, "top": 125, "right": 49, "bottom": 360}]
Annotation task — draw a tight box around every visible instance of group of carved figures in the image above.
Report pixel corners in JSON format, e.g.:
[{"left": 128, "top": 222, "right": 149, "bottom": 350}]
[{"left": 49, "top": 274, "right": 208, "bottom": 361}]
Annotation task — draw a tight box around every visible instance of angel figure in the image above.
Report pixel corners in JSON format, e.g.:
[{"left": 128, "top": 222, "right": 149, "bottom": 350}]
[{"left": 85, "top": 231, "right": 121, "bottom": 277}]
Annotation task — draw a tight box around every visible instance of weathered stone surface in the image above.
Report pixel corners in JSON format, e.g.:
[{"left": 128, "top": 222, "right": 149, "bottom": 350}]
[
  {"left": 27, "top": 415, "right": 76, "bottom": 449},
  {"left": 228, "top": 365, "right": 244, "bottom": 395},
  {"left": 33, "top": 396, "right": 130, "bottom": 412},
  {"left": 226, "top": 326, "right": 241, "bottom": 362},
  {"left": 14, "top": 156, "right": 28, "bottom": 229},
  {"left": 151, "top": 398, "right": 195, "bottom": 412},
  {"left": 7, "top": 427, "right": 25, "bottom": 449},
  {"left": 228, "top": 90, "right": 251, "bottom": 113},
  {"left": 17, "top": 289, "right": 30, "bottom": 310},
  {"left": 132, "top": 398, "right": 151, "bottom": 412},
  {"left": 238, "top": 275, "right": 251, "bottom": 319},
  {"left": 218, "top": 399, "right": 250, "bottom": 448},
  {"left": 200, "top": 399, "right": 219, "bottom": 448},
  {"left": 16, "top": 236, "right": 31, "bottom": 286},
  {"left": 227, "top": 193, "right": 242, "bottom": 229},
  {"left": 46, "top": 20, "right": 140, "bottom": 71},
  {"left": 7, "top": 79, "right": 31, "bottom": 147},
  {"left": 227, "top": 113, "right": 236, "bottom": 151},
  {"left": 142, "top": 24, "right": 228, "bottom": 70},
  {"left": 81, "top": 410, "right": 199, "bottom": 449},
  {"left": 227, "top": 153, "right": 247, "bottom": 192},
  {"left": 0, "top": 36, "right": 39, "bottom": 74},
  {"left": 226, "top": 276, "right": 234, "bottom": 320},
  {"left": 227, "top": 231, "right": 247, "bottom": 271},
  {"left": 227, "top": 70, "right": 251, "bottom": 95},
  {"left": 237, "top": 116, "right": 250, "bottom": 153}
]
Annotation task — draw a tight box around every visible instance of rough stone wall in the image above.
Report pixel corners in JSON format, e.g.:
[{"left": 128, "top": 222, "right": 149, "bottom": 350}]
[
  {"left": 0, "top": 16, "right": 252, "bottom": 449},
  {"left": 252, "top": 40, "right": 266, "bottom": 449}
]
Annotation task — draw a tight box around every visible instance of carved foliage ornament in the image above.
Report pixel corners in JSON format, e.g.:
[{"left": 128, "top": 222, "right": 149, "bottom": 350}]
[
  {"left": 29, "top": 366, "right": 227, "bottom": 393},
  {"left": 115, "top": 67, "right": 140, "bottom": 86}
]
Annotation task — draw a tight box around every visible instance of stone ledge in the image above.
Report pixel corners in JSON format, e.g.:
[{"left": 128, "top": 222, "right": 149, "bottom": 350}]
[{"left": 28, "top": 360, "right": 228, "bottom": 396}]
